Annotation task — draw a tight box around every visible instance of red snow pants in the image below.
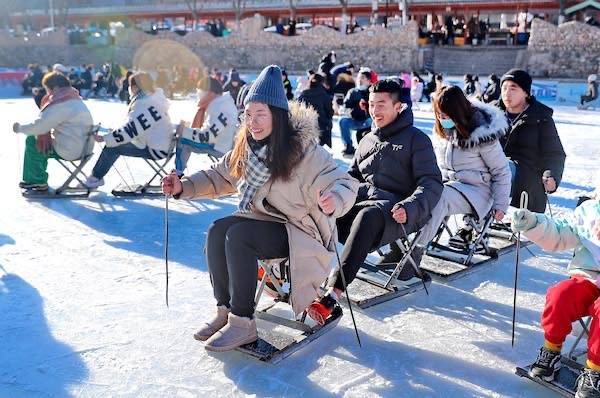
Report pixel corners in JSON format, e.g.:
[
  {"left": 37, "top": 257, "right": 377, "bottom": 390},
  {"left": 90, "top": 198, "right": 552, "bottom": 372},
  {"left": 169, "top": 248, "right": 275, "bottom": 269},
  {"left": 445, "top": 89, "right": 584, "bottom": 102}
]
[{"left": 543, "top": 276, "right": 600, "bottom": 364}]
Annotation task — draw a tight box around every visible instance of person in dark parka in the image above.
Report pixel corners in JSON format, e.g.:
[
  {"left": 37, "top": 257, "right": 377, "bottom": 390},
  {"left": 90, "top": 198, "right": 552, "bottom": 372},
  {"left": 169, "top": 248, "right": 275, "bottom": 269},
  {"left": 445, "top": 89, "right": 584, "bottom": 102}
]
[
  {"left": 307, "top": 79, "right": 443, "bottom": 324},
  {"left": 497, "top": 69, "right": 566, "bottom": 213},
  {"left": 223, "top": 68, "right": 246, "bottom": 104},
  {"left": 483, "top": 74, "right": 501, "bottom": 103},
  {"left": 298, "top": 72, "right": 334, "bottom": 147},
  {"left": 318, "top": 51, "right": 336, "bottom": 88}
]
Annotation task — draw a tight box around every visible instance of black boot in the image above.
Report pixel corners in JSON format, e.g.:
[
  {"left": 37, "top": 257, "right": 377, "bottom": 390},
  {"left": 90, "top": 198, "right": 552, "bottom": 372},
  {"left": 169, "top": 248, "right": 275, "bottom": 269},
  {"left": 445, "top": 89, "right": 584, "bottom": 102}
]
[
  {"left": 448, "top": 227, "right": 474, "bottom": 250},
  {"left": 378, "top": 241, "right": 404, "bottom": 266},
  {"left": 528, "top": 346, "right": 562, "bottom": 381},
  {"left": 397, "top": 246, "right": 428, "bottom": 282},
  {"left": 576, "top": 368, "right": 600, "bottom": 398},
  {"left": 342, "top": 146, "right": 355, "bottom": 158}
]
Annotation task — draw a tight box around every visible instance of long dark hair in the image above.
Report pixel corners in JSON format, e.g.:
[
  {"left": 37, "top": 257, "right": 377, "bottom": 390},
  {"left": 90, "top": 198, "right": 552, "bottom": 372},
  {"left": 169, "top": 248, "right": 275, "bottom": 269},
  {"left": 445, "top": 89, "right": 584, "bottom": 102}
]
[
  {"left": 433, "top": 85, "right": 475, "bottom": 140},
  {"left": 229, "top": 105, "right": 303, "bottom": 181}
]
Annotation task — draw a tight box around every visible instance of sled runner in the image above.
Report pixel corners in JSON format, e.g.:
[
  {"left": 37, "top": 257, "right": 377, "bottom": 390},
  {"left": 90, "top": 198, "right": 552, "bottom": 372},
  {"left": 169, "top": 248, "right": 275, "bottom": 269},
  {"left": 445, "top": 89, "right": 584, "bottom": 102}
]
[
  {"left": 515, "top": 318, "right": 590, "bottom": 397},
  {"left": 348, "top": 230, "right": 432, "bottom": 309},
  {"left": 111, "top": 133, "right": 177, "bottom": 198},
  {"left": 236, "top": 258, "right": 343, "bottom": 364},
  {"left": 421, "top": 212, "right": 529, "bottom": 281},
  {"left": 22, "top": 125, "right": 99, "bottom": 199},
  {"left": 111, "top": 132, "right": 224, "bottom": 198}
]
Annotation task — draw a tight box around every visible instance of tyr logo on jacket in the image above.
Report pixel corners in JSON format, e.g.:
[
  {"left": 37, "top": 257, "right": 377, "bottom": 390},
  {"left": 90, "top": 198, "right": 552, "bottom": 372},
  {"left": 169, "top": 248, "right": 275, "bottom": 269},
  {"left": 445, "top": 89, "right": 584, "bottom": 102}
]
[{"left": 103, "top": 89, "right": 174, "bottom": 159}]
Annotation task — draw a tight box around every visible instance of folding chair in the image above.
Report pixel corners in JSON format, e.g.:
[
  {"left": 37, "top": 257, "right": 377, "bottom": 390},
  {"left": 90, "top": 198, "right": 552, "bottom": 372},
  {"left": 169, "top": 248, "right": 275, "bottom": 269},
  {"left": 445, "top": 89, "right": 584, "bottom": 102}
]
[
  {"left": 428, "top": 211, "right": 496, "bottom": 266},
  {"left": 111, "top": 126, "right": 180, "bottom": 197},
  {"left": 22, "top": 125, "right": 99, "bottom": 199},
  {"left": 235, "top": 257, "right": 343, "bottom": 364},
  {"left": 348, "top": 230, "right": 432, "bottom": 309}
]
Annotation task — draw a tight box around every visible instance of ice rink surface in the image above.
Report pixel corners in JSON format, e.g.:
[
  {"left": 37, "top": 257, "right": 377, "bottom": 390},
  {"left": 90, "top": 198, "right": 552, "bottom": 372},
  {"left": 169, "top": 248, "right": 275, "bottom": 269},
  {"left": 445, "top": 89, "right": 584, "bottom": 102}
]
[{"left": 1, "top": 94, "right": 599, "bottom": 397}]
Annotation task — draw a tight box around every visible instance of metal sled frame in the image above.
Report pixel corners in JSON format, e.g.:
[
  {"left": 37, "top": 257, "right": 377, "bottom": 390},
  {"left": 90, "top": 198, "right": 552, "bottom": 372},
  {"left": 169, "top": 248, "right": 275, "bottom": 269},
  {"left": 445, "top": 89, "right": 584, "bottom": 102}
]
[
  {"left": 420, "top": 211, "right": 526, "bottom": 281},
  {"left": 181, "top": 139, "right": 224, "bottom": 164},
  {"left": 22, "top": 126, "right": 99, "bottom": 199},
  {"left": 515, "top": 318, "right": 590, "bottom": 397},
  {"left": 349, "top": 230, "right": 431, "bottom": 309},
  {"left": 112, "top": 130, "right": 178, "bottom": 197},
  {"left": 235, "top": 258, "right": 342, "bottom": 364}
]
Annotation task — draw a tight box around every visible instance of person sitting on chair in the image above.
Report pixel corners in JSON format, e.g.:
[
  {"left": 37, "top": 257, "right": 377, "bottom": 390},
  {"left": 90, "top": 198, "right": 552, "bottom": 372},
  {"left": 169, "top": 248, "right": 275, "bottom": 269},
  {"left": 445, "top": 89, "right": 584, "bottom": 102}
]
[
  {"left": 580, "top": 74, "right": 599, "bottom": 109},
  {"left": 338, "top": 69, "right": 372, "bottom": 157},
  {"left": 512, "top": 190, "right": 600, "bottom": 398},
  {"left": 83, "top": 72, "right": 174, "bottom": 188},
  {"left": 161, "top": 65, "right": 358, "bottom": 352},
  {"left": 174, "top": 76, "right": 238, "bottom": 176},
  {"left": 307, "top": 79, "right": 443, "bottom": 325},
  {"left": 13, "top": 72, "right": 94, "bottom": 191},
  {"left": 412, "top": 85, "right": 511, "bottom": 255}
]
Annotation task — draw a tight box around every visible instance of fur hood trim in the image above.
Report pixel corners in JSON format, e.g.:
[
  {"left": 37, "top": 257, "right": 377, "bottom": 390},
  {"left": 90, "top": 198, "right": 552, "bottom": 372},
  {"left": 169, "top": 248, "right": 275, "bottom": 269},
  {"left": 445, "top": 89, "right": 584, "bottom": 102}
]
[{"left": 450, "top": 100, "right": 508, "bottom": 148}]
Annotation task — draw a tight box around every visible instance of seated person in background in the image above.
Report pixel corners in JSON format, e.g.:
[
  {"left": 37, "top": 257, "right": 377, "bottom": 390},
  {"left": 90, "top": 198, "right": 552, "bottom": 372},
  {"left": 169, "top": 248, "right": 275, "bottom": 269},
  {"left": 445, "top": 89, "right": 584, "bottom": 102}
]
[
  {"left": 338, "top": 69, "right": 372, "bottom": 157},
  {"left": 83, "top": 72, "right": 174, "bottom": 188},
  {"left": 175, "top": 77, "right": 238, "bottom": 176},
  {"left": 13, "top": 72, "right": 93, "bottom": 191},
  {"left": 580, "top": 74, "right": 599, "bottom": 108}
]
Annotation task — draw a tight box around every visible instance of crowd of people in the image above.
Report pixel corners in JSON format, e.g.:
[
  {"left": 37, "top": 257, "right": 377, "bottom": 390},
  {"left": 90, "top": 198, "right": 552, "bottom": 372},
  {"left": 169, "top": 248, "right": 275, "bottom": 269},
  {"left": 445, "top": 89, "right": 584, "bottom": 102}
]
[{"left": 13, "top": 53, "right": 600, "bottom": 397}]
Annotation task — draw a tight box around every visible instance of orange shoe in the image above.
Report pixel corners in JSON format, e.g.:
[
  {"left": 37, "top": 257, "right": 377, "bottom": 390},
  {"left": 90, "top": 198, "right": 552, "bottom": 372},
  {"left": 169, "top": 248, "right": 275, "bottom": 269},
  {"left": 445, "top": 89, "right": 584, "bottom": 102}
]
[{"left": 307, "top": 294, "right": 338, "bottom": 326}]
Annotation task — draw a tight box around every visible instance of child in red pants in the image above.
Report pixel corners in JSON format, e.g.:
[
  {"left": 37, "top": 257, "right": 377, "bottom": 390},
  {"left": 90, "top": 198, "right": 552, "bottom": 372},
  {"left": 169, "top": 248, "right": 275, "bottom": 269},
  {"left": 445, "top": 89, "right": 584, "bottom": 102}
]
[{"left": 513, "top": 197, "right": 600, "bottom": 398}]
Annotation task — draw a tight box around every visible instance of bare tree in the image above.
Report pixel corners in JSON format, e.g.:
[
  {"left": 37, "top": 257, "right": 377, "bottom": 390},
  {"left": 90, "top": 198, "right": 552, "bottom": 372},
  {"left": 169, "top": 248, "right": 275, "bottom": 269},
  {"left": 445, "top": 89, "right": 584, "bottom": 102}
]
[
  {"left": 52, "top": 0, "right": 77, "bottom": 28},
  {"left": 3, "top": 0, "right": 21, "bottom": 28},
  {"left": 184, "top": 0, "right": 208, "bottom": 29},
  {"left": 400, "top": 0, "right": 409, "bottom": 25},
  {"left": 232, "top": 0, "right": 247, "bottom": 29},
  {"left": 339, "top": 0, "right": 349, "bottom": 35},
  {"left": 289, "top": 0, "right": 299, "bottom": 21}
]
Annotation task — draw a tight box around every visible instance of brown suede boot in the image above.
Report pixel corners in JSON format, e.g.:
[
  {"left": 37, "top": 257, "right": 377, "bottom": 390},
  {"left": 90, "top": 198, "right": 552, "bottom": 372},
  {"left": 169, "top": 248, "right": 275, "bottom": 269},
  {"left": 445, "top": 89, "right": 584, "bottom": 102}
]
[
  {"left": 204, "top": 313, "right": 258, "bottom": 352},
  {"left": 193, "top": 305, "right": 230, "bottom": 342}
]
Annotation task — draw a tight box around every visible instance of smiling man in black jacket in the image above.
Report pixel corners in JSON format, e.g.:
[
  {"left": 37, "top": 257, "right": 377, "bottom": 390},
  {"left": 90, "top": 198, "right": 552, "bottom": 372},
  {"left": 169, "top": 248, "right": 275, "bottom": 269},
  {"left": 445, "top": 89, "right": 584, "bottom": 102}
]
[{"left": 308, "top": 79, "right": 443, "bottom": 323}]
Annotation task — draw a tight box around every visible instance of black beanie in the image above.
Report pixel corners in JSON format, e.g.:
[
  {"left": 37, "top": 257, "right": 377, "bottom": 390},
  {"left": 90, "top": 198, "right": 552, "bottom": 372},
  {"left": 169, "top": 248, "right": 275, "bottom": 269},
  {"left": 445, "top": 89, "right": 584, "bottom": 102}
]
[{"left": 501, "top": 69, "right": 532, "bottom": 95}]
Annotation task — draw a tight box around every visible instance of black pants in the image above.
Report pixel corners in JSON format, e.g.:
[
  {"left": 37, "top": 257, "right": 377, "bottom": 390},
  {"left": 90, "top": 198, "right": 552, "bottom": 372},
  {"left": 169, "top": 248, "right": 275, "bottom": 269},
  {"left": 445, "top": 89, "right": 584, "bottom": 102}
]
[
  {"left": 334, "top": 205, "right": 385, "bottom": 291},
  {"left": 205, "top": 216, "right": 289, "bottom": 318},
  {"left": 581, "top": 94, "right": 596, "bottom": 106}
]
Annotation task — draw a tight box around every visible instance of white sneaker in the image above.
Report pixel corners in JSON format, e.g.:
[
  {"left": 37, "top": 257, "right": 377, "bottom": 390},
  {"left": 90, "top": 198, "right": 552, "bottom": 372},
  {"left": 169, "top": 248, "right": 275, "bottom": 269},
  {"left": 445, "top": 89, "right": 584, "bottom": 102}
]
[{"left": 82, "top": 176, "right": 104, "bottom": 189}]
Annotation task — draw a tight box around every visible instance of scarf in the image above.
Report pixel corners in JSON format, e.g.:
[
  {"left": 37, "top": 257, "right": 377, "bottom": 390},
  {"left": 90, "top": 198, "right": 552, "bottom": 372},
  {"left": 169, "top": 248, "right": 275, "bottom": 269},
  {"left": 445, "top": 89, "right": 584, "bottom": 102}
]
[
  {"left": 238, "top": 139, "right": 271, "bottom": 213},
  {"left": 40, "top": 87, "right": 81, "bottom": 111},
  {"left": 192, "top": 91, "right": 218, "bottom": 128}
]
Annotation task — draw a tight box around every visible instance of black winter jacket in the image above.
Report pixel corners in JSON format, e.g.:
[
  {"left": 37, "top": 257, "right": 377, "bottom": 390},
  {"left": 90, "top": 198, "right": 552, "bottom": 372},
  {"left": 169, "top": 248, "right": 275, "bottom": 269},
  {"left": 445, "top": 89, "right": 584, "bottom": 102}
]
[
  {"left": 498, "top": 98, "right": 566, "bottom": 212},
  {"left": 298, "top": 85, "right": 334, "bottom": 147},
  {"left": 483, "top": 81, "right": 500, "bottom": 103},
  {"left": 343, "top": 87, "right": 369, "bottom": 121},
  {"left": 348, "top": 110, "right": 443, "bottom": 245}
]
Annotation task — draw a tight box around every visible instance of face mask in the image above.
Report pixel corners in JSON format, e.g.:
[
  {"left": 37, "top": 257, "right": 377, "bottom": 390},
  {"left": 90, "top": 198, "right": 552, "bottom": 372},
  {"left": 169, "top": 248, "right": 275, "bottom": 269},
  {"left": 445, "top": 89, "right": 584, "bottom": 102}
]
[
  {"left": 331, "top": 55, "right": 336, "bottom": 64},
  {"left": 128, "top": 86, "right": 135, "bottom": 98},
  {"left": 440, "top": 118, "right": 455, "bottom": 129},
  {"left": 356, "top": 83, "right": 368, "bottom": 90}
]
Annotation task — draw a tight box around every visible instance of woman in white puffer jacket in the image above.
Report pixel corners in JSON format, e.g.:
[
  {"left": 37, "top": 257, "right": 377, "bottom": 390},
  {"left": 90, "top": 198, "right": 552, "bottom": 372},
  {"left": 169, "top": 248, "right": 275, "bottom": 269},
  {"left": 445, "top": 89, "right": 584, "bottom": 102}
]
[{"left": 84, "top": 72, "right": 174, "bottom": 188}]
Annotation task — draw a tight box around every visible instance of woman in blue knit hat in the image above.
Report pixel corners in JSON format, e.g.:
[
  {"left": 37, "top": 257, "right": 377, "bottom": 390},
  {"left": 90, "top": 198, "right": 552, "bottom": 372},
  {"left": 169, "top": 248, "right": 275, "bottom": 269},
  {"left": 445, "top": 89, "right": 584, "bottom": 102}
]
[{"left": 162, "top": 65, "right": 359, "bottom": 352}]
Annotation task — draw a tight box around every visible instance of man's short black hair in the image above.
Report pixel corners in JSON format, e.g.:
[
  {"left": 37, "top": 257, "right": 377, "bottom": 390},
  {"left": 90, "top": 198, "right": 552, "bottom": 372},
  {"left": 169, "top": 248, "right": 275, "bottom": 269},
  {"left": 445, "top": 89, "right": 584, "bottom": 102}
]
[
  {"left": 369, "top": 79, "right": 403, "bottom": 103},
  {"left": 358, "top": 70, "right": 372, "bottom": 81}
]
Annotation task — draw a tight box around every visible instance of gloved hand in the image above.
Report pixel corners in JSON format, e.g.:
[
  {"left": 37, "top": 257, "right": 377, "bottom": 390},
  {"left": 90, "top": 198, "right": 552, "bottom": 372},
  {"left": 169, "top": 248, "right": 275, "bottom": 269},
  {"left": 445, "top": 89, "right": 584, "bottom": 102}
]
[
  {"left": 512, "top": 208, "right": 537, "bottom": 232},
  {"left": 12, "top": 122, "right": 20, "bottom": 133}
]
